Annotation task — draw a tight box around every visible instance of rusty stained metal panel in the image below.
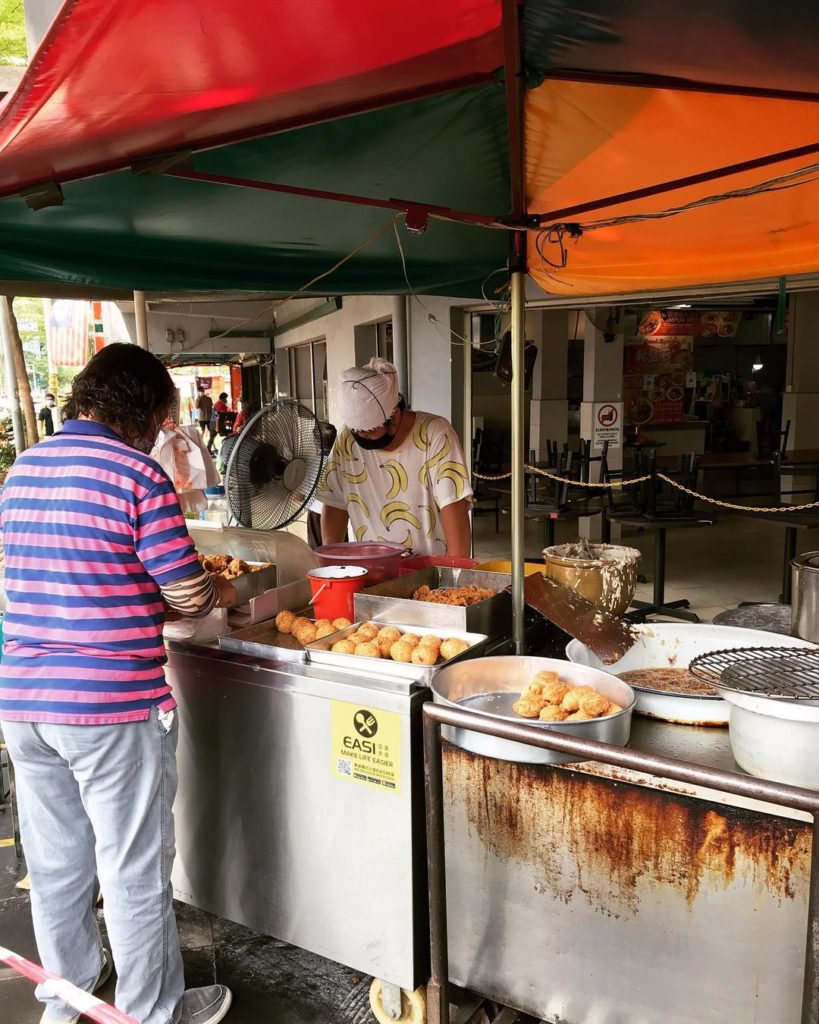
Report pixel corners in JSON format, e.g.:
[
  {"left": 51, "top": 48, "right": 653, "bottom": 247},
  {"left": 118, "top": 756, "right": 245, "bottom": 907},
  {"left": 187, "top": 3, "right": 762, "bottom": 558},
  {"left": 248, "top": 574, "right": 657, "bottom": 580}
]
[{"left": 442, "top": 745, "right": 813, "bottom": 1024}]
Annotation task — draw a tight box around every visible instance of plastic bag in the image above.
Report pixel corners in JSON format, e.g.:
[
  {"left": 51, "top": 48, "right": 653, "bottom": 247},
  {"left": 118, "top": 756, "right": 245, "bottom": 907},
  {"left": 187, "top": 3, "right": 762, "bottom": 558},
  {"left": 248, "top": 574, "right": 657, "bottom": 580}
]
[
  {"left": 163, "top": 607, "right": 228, "bottom": 642},
  {"left": 153, "top": 426, "right": 218, "bottom": 493}
]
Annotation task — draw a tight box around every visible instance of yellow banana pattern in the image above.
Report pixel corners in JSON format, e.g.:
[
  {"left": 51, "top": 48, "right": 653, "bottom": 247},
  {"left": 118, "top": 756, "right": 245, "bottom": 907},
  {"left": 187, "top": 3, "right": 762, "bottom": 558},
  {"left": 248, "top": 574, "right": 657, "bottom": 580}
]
[
  {"left": 355, "top": 523, "right": 369, "bottom": 541},
  {"left": 437, "top": 460, "right": 470, "bottom": 500},
  {"left": 346, "top": 493, "right": 370, "bottom": 518},
  {"left": 380, "top": 500, "right": 421, "bottom": 531},
  {"left": 382, "top": 458, "right": 409, "bottom": 500},
  {"left": 420, "top": 503, "right": 437, "bottom": 540},
  {"left": 419, "top": 433, "right": 451, "bottom": 487},
  {"left": 341, "top": 466, "right": 368, "bottom": 484}
]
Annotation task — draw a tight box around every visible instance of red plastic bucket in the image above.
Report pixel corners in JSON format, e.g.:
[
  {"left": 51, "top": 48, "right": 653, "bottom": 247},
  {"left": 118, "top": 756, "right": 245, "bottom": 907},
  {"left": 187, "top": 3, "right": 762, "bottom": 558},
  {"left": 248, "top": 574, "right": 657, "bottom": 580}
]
[{"left": 307, "top": 565, "right": 369, "bottom": 621}]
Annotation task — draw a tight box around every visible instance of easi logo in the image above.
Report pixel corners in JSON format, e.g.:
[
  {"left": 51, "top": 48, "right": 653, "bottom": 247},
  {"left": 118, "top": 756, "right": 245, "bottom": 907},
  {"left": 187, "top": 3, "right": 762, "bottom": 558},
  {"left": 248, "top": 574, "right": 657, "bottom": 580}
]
[{"left": 354, "top": 709, "right": 378, "bottom": 737}]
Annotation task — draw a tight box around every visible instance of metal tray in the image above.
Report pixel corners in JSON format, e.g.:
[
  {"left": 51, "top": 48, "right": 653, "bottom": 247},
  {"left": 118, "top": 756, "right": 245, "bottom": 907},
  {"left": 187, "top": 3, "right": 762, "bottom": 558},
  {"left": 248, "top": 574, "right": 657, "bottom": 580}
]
[
  {"left": 305, "top": 621, "right": 488, "bottom": 685},
  {"left": 218, "top": 612, "right": 311, "bottom": 663},
  {"left": 224, "top": 562, "right": 279, "bottom": 606},
  {"left": 432, "top": 655, "right": 635, "bottom": 765},
  {"left": 353, "top": 567, "right": 512, "bottom": 636}
]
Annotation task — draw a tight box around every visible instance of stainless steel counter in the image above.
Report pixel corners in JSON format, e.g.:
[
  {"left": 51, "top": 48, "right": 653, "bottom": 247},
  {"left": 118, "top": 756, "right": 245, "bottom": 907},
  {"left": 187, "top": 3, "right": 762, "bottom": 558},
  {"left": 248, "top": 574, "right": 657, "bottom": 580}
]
[
  {"left": 438, "top": 712, "right": 814, "bottom": 1024},
  {"left": 166, "top": 641, "right": 429, "bottom": 992}
]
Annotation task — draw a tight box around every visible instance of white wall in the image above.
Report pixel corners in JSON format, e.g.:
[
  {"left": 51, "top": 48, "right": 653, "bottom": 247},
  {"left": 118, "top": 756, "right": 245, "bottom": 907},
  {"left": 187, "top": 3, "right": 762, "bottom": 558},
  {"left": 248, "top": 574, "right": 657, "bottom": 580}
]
[
  {"left": 408, "top": 296, "right": 466, "bottom": 422},
  {"left": 273, "top": 294, "right": 471, "bottom": 428},
  {"left": 274, "top": 296, "right": 392, "bottom": 426}
]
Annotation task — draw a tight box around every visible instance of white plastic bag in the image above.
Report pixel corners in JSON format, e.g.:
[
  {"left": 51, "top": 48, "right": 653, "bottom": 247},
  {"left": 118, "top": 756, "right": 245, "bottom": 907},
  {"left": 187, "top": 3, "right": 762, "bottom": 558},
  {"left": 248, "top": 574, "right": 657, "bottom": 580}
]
[
  {"left": 163, "top": 607, "right": 228, "bottom": 642},
  {"left": 152, "top": 427, "right": 218, "bottom": 493}
]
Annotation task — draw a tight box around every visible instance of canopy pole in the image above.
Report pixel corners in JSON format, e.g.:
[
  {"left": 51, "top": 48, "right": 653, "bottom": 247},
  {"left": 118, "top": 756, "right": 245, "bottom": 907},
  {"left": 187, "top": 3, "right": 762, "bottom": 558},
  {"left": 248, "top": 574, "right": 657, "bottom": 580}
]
[
  {"left": 0, "top": 297, "right": 27, "bottom": 455},
  {"left": 510, "top": 268, "right": 526, "bottom": 654},
  {"left": 133, "top": 290, "right": 149, "bottom": 349}
]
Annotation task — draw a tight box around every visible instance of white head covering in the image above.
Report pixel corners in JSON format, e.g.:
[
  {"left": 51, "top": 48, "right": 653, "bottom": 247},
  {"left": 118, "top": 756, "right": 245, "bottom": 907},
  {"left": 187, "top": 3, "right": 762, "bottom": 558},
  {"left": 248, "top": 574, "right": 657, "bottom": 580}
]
[{"left": 338, "top": 357, "right": 399, "bottom": 431}]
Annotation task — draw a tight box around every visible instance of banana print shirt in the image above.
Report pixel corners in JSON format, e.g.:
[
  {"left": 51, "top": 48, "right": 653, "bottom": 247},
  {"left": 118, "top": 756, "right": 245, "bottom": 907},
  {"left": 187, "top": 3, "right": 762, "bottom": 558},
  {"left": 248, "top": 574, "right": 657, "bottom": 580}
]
[{"left": 317, "top": 412, "right": 473, "bottom": 556}]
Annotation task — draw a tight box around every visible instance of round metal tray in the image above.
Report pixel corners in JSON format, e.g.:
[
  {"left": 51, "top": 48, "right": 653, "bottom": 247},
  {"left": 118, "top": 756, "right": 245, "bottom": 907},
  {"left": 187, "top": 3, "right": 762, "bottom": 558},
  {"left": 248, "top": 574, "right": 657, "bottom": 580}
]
[{"left": 432, "top": 655, "right": 635, "bottom": 765}]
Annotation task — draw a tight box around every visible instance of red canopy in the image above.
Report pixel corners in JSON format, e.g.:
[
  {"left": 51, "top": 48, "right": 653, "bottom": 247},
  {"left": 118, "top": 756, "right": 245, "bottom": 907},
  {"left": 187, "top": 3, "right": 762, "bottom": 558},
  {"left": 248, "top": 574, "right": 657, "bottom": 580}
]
[{"left": 0, "top": 0, "right": 502, "bottom": 198}]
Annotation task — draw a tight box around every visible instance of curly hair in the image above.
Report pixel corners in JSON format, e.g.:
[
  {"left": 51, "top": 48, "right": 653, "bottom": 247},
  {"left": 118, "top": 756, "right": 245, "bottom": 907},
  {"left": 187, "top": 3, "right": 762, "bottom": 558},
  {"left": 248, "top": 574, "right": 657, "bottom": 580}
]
[{"left": 64, "top": 344, "right": 176, "bottom": 447}]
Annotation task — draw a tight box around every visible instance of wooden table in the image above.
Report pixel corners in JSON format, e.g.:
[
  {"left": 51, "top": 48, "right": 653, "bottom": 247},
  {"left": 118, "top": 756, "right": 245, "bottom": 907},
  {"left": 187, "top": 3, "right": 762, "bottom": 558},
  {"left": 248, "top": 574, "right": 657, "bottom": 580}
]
[{"left": 723, "top": 507, "right": 819, "bottom": 602}]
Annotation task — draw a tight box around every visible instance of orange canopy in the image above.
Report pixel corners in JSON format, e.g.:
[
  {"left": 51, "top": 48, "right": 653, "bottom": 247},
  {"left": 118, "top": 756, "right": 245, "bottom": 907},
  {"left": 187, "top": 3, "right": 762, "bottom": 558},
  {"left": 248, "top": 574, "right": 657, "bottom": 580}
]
[{"left": 526, "top": 80, "right": 819, "bottom": 294}]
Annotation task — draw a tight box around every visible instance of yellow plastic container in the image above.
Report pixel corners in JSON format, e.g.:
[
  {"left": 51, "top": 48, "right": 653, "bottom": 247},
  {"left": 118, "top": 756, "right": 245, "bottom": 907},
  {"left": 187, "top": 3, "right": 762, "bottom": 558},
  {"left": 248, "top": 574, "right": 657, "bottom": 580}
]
[{"left": 476, "top": 560, "right": 545, "bottom": 576}]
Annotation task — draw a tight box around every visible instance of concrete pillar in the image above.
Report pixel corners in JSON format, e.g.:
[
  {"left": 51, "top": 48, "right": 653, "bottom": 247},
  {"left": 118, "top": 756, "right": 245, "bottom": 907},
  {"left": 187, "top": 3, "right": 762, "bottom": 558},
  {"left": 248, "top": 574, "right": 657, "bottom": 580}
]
[
  {"left": 580, "top": 316, "right": 624, "bottom": 539},
  {"left": 528, "top": 310, "right": 568, "bottom": 460},
  {"left": 134, "top": 291, "right": 149, "bottom": 349},
  {"left": 391, "top": 296, "right": 409, "bottom": 401},
  {"left": 782, "top": 291, "right": 819, "bottom": 499}
]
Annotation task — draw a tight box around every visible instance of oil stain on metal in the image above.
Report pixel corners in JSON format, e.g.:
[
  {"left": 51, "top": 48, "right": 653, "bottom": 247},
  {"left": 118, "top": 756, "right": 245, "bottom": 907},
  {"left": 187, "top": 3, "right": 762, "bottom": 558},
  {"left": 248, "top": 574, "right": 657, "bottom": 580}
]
[{"left": 444, "top": 745, "right": 812, "bottom": 917}]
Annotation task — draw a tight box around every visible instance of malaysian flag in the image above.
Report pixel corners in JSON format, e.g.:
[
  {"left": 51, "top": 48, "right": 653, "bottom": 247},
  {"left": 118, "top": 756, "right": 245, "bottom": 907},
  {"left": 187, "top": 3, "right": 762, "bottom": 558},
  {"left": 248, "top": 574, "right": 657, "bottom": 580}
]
[{"left": 45, "top": 299, "right": 90, "bottom": 367}]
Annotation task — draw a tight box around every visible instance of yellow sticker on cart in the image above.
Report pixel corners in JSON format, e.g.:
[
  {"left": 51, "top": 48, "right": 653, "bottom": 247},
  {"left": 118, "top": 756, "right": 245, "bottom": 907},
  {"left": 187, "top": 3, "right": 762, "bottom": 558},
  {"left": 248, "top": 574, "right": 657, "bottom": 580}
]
[{"left": 331, "top": 701, "right": 401, "bottom": 794}]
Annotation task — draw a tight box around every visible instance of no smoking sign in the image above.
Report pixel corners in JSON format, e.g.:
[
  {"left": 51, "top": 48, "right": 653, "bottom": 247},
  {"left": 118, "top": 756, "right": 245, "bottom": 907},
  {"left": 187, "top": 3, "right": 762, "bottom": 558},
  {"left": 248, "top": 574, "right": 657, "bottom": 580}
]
[{"left": 592, "top": 402, "right": 622, "bottom": 450}]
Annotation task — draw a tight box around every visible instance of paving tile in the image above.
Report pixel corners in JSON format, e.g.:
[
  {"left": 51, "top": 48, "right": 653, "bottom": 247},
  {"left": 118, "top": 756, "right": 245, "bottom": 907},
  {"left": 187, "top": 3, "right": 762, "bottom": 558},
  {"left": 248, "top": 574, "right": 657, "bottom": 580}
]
[{"left": 0, "top": 975, "right": 40, "bottom": 1024}]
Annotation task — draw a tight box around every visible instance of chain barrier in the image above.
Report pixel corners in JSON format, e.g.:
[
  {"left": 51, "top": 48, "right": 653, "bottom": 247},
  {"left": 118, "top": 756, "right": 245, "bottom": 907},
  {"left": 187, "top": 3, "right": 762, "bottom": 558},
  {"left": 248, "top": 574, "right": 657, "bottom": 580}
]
[{"left": 473, "top": 465, "right": 819, "bottom": 515}]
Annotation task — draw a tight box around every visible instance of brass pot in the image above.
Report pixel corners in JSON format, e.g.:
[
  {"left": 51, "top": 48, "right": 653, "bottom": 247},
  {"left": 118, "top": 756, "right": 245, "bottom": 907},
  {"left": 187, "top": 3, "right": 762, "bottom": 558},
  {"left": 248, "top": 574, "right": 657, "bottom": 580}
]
[{"left": 542, "top": 543, "right": 641, "bottom": 617}]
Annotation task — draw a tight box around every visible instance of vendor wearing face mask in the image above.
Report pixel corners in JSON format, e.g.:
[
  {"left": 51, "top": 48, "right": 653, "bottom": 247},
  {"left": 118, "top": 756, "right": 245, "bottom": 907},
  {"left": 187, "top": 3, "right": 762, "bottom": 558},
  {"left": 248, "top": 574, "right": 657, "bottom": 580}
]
[{"left": 318, "top": 358, "right": 472, "bottom": 556}]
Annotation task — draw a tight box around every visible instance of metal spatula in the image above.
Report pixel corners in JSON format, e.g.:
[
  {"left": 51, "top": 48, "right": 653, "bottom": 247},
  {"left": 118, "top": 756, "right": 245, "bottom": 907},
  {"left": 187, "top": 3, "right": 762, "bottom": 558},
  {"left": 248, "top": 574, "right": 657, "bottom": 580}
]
[{"left": 523, "top": 572, "right": 636, "bottom": 664}]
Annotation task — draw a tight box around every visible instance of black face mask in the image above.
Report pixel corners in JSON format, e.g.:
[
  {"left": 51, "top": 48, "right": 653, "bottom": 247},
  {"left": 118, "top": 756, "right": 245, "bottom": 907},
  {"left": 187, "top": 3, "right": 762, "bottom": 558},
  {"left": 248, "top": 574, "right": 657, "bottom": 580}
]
[{"left": 353, "top": 428, "right": 396, "bottom": 451}]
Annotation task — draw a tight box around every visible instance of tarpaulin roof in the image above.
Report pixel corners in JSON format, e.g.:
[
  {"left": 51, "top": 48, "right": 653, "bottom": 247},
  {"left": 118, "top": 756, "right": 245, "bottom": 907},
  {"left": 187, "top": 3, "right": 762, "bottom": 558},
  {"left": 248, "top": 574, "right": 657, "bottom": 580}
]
[{"left": 2, "top": 1, "right": 819, "bottom": 297}]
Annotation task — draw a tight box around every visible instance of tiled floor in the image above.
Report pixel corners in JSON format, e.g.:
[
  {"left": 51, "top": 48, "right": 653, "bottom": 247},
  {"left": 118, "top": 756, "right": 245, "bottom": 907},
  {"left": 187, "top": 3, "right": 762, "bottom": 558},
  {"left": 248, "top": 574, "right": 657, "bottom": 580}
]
[
  {"left": 472, "top": 506, "right": 803, "bottom": 622},
  {"left": 0, "top": 513, "right": 805, "bottom": 1022}
]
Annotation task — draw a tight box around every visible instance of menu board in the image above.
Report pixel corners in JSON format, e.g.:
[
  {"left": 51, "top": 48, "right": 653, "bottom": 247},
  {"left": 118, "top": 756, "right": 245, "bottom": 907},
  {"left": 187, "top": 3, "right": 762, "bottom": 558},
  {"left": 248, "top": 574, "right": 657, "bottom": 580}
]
[
  {"left": 638, "top": 309, "right": 740, "bottom": 338},
  {"left": 623, "top": 335, "right": 694, "bottom": 425}
]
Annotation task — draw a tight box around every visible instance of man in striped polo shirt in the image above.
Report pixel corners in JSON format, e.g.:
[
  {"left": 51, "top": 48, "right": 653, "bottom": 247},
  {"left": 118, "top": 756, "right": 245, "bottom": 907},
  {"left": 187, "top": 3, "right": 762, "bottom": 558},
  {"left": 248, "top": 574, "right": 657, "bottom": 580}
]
[{"left": 0, "top": 345, "right": 234, "bottom": 1024}]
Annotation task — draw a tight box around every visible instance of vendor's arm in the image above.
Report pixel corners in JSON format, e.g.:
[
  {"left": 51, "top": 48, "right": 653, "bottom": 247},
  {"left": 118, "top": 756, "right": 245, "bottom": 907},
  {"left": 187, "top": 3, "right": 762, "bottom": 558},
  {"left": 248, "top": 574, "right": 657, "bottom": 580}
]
[
  {"left": 134, "top": 477, "right": 237, "bottom": 616},
  {"left": 321, "top": 504, "right": 349, "bottom": 544},
  {"left": 440, "top": 498, "right": 472, "bottom": 557},
  {"left": 160, "top": 569, "right": 235, "bottom": 618}
]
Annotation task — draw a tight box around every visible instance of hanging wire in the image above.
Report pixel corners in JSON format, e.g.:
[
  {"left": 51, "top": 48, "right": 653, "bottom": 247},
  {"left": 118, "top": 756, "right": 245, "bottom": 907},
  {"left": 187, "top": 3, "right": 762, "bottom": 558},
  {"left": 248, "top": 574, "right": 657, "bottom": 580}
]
[
  {"left": 392, "top": 219, "right": 475, "bottom": 347},
  {"left": 196, "top": 213, "right": 402, "bottom": 347},
  {"left": 533, "top": 158, "right": 819, "bottom": 279}
]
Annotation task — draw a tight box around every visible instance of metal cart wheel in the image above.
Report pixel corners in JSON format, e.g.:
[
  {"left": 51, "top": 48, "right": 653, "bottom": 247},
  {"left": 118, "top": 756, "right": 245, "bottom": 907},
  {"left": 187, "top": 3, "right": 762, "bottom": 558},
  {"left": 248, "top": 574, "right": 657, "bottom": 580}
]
[{"left": 369, "top": 980, "right": 426, "bottom": 1024}]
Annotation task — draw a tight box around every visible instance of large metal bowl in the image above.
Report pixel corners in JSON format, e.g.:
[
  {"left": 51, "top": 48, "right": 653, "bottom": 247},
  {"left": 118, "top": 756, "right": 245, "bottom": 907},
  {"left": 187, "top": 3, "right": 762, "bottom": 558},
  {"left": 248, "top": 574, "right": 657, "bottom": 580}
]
[
  {"left": 566, "top": 623, "right": 815, "bottom": 726},
  {"left": 431, "top": 656, "right": 635, "bottom": 765}
]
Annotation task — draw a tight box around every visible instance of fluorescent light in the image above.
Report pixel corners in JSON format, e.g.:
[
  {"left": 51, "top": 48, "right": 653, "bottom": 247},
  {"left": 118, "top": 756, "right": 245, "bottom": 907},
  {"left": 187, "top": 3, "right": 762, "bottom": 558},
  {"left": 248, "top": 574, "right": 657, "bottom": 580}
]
[{"left": 670, "top": 303, "right": 692, "bottom": 309}]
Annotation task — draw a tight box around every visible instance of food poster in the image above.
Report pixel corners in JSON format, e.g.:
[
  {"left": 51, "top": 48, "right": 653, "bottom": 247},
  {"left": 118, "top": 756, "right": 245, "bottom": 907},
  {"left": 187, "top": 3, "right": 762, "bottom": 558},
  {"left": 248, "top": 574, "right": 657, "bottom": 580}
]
[
  {"left": 638, "top": 309, "right": 740, "bottom": 338},
  {"left": 623, "top": 336, "right": 694, "bottom": 425}
]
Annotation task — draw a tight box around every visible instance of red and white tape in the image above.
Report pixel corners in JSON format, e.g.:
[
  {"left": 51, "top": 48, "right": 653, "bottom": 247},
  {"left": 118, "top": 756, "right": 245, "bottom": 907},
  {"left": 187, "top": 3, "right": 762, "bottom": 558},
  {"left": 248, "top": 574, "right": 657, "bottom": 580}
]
[{"left": 0, "top": 946, "right": 138, "bottom": 1024}]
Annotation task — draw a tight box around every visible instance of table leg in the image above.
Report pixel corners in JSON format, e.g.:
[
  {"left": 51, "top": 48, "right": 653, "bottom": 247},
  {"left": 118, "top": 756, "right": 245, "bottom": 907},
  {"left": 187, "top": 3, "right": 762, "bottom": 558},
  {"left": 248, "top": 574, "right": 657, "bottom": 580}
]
[
  {"left": 654, "top": 528, "right": 666, "bottom": 609},
  {"left": 782, "top": 527, "right": 798, "bottom": 604}
]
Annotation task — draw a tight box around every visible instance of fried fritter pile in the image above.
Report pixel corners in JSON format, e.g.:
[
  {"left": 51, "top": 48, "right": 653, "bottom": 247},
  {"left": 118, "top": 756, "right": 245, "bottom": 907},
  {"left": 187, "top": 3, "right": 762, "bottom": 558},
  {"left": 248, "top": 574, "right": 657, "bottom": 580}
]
[
  {"left": 512, "top": 670, "right": 623, "bottom": 723},
  {"left": 197, "top": 552, "right": 273, "bottom": 579}
]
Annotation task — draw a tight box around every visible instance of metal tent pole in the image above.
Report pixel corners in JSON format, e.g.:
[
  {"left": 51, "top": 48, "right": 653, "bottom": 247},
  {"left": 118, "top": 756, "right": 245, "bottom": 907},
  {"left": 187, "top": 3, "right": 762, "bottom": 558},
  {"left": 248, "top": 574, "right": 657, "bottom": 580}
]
[
  {"left": 133, "top": 290, "right": 149, "bottom": 349},
  {"left": 510, "top": 269, "right": 526, "bottom": 653}
]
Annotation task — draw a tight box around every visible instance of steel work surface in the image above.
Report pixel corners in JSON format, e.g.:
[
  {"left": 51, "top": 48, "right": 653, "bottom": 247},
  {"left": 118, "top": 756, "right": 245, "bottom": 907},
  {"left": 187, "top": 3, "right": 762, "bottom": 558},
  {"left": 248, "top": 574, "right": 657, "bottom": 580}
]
[
  {"left": 441, "top": 717, "right": 813, "bottom": 1024},
  {"left": 166, "top": 642, "right": 429, "bottom": 993}
]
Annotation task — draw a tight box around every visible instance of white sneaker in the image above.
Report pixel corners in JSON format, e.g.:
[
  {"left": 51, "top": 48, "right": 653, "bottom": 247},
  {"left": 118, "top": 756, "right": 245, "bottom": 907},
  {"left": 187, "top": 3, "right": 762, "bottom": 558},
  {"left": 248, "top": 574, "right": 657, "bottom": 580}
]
[
  {"left": 178, "top": 985, "right": 233, "bottom": 1024},
  {"left": 39, "top": 953, "right": 113, "bottom": 1024}
]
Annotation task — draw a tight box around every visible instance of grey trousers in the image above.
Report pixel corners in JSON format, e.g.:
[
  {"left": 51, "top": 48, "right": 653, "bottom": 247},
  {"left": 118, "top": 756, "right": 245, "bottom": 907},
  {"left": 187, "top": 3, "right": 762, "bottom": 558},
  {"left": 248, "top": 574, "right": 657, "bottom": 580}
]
[{"left": 2, "top": 709, "right": 185, "bottom": 1024}]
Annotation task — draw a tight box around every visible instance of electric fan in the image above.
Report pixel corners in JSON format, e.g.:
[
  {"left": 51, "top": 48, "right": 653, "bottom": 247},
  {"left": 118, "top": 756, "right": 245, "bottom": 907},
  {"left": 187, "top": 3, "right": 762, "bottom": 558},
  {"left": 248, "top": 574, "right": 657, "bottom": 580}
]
[{"left": 224, "top": 400, "right": 325, "bottom": 529}]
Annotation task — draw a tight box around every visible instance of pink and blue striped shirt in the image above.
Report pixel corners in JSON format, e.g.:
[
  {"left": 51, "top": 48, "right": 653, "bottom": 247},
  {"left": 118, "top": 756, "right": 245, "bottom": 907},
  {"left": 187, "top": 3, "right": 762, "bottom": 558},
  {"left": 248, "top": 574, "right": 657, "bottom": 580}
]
[{"left": 0, "top": 419, "right": 200, "bottom": 724}]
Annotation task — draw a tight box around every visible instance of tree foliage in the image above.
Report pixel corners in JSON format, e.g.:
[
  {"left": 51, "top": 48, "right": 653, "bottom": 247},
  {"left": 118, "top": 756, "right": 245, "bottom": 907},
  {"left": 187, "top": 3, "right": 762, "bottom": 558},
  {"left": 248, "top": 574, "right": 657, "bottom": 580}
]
[{"left": 0, "top": 0, "right": 26, "bottom": 67}]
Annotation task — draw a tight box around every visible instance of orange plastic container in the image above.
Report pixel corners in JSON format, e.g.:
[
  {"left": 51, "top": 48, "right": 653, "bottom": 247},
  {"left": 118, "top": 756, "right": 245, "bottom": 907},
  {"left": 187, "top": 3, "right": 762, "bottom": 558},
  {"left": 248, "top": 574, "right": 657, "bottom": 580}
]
[{"left": 307, "top": 565, "right": 369, "bottom": 621}]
